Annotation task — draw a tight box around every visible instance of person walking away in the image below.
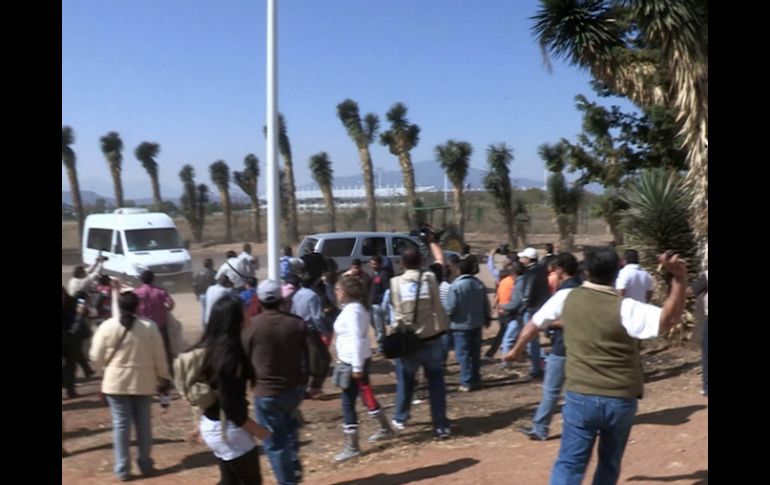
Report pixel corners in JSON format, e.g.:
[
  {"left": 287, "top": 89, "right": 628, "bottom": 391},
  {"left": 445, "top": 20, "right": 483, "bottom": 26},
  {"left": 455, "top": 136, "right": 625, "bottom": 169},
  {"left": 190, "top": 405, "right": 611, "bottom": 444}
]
[
  {"left": 615, "top": 249, "right": 655, "bottom": 303},
  {"left": 90, "top": 290, "right": 171, "bottom": 481},
  {"left": 446, "top": 256, "right": 491, "bottom": 392},
  {"left": 198, "top": 295, "right": 272, "bottom": 484},
  {"left": 217, "top": 250, "right": 246, "bottom": 291},
  {"left": 204, "top": 275, "right": 235, "bottom": 328},
  {"left": 389, "top": 248, "right": 451, "bottom": 439},
  {"left": 332, "top": 276, "right": 394, "bottom": 462},
  {"left": 291, "top": 273, "right": 331, "bottom": 399},
  {"left": 368, "top": 255, "right": 391, "bottom": 351},
  {"left": 193, "top": 258, "right": 217, "bottom": 327},
  {"left": 241, "top": 280, "right": 309, "bottom": 485},
  {"left": 133, "top": 270, "right": 175, "bottom": 373}
]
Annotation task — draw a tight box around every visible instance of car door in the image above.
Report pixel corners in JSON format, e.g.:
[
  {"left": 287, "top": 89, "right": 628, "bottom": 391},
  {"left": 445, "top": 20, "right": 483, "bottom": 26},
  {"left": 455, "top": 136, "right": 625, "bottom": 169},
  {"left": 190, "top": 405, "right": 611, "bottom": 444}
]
[
  {"left": 359, "top": 236, "right": 388, "bottom": 275},
  {"left": 389, "top": 236, "right": 420, "bottom": 275},
  {"left": 318, "top": 236, "right": 358, "bottom": 273}
]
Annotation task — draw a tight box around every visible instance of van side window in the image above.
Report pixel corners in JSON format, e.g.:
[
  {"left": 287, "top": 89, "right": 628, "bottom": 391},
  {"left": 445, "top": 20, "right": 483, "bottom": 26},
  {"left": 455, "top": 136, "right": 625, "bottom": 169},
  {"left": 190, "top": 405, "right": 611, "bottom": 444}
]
[
  {"left": 362, "top": 237, "right": 387, "bottom": 257},
  {"left": 392, "top": 237, "right": 418, "bottom": 255},
  {"left": 87, "top": 228, "right": 112, "bottom": 251},
  {"left": 320, "top": 238, "right": 356, "bottom": 258}
]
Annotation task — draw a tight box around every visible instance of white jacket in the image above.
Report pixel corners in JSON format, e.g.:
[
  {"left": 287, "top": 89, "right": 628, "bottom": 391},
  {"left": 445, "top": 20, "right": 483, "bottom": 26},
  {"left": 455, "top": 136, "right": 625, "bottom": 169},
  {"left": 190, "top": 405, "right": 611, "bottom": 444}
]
[{"left": 334, "top": 302, "right": 371, "bottom": 372}]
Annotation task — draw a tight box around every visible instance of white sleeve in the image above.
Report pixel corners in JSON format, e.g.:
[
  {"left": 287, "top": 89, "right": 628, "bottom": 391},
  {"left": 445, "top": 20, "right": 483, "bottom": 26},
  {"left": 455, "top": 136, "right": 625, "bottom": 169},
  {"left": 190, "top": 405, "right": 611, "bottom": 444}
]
[
  {"left": 615, "top": 268, "right": 628, "bottom": 290},
  {"left": 620, "top": 299, "right": 662, "bottom": 339},
  {"left": 531, "top": 289, "right": 572, "bottom": 329}
]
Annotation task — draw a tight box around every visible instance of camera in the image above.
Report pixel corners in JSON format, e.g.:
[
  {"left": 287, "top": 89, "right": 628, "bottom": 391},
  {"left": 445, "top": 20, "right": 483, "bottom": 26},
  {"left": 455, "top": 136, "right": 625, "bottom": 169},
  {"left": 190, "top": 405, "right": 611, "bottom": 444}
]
[
  {"left": 495, "top": 244, "right": 510, "bottom": 256},
  {"left": 414, "top": 222, "right": 439, "bottom": 244}
]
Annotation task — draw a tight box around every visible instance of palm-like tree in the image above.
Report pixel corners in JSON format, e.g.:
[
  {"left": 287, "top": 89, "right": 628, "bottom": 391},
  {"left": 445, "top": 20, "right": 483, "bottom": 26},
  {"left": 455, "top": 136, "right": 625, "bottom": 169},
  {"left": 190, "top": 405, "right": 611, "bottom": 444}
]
[
  {"left": 197, "top": 183, "right": 210, "bottom": 240},
  {"left": 513, "top": 199, "right": 532, "bottom": 247},
  {"left": 62, "top": 126, "right": 85, "bottom": 243},
  {"left": 179, "top": 164, "right": 204, "bottom": 242},
  {"left": 435, "top": 139, "right": 473, "bottom": 238},
  {"left": 532, "top": 0, "right": 708, "bottom": 268},
  {"left": 100, "top": 131, "right": 125, "bottom": 207},
  {"left": 263, "top": 114, "right": 299, "bottom": 243},
  {"left": 546, "top": 171, "right": 584, "bottom": 251},
  {"left": 483, "top": 144, "right": 516, "bottom": 247},
  {"left": 135, "top": 142, "right": 162, "bottom": 210},
  {"left": 233, "top": 154, "right": 262, "bottom": 243},
  {"left": 309, "top": 152, "right": 336, "bottom": 232},
  {"left": 337, "top": 99, "right": 379, "bottom": 231},
  {"left": 209, "top": 160, "right": 233, "bottom": 243},
  {"left": 380, "top": 102, "right": 421, "bottom": 228}
]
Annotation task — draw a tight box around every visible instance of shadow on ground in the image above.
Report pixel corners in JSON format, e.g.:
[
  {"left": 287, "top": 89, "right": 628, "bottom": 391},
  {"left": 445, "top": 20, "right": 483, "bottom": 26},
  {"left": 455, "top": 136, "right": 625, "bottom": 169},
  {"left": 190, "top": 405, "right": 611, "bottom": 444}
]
[
  {"left": 634, "top": 404, "right": 707, "bottom": 426},
  {"left": 627, "top": 469, "right": 708, "bottom": 484},
  {"left": 330, "top": 457, "right": 480, "bottom": 485}
]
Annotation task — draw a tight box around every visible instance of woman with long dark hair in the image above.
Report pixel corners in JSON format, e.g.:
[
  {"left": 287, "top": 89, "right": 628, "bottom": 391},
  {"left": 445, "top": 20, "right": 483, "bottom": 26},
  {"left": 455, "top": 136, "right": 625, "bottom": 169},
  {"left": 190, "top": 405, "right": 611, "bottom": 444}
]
[
  {"left": 333, "top": 276, "right": 394, "bottom": 462},
  {"left": 90, "top": 291, "right": 171, "bottom": 481},
  {"left": 198, "top": 294, "right": 271, "bottom": 484}
]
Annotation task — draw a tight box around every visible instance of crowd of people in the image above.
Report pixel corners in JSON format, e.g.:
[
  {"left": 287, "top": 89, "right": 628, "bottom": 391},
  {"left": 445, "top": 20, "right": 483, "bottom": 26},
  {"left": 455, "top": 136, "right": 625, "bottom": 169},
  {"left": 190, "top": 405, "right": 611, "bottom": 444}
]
[{"left": 62, "top": 238, "right": 704, "bottom": 485}]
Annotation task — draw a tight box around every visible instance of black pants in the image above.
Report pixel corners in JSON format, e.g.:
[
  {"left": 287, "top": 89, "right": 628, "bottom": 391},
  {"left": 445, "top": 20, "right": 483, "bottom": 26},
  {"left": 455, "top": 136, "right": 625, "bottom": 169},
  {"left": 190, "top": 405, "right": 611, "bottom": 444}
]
[
  {"left": 217, "top": 446, "right": 262, "bottom": 485},
  {"left": 62, "top": 337, "right": 81, "bottom": 395},
  {"left": 307, "top": 329, "right": 331, "bottom": 389}
]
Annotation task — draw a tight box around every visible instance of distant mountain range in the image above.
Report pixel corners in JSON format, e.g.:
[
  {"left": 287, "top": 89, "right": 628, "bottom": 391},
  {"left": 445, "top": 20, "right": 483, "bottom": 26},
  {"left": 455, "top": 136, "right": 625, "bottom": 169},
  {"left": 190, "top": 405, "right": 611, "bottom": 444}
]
[{"left": 63, "top": 160, "right": 601, "bottom": 206}]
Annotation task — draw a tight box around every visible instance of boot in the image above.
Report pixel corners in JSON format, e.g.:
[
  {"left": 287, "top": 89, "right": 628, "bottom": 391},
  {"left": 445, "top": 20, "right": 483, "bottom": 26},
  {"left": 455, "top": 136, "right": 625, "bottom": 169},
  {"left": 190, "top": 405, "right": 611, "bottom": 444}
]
[
  {"left": 368, "top": 411, "right": 395, "bottom": 442},
  {"left": 334, "top": 428, "right": 361, "bottom": 462}
]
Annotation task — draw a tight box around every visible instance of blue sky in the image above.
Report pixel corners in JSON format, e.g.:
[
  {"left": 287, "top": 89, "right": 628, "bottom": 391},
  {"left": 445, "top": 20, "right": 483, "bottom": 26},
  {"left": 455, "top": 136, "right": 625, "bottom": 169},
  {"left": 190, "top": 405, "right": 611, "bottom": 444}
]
[{"left": 62, "top": 0, "right": 635, "bottom": 200}]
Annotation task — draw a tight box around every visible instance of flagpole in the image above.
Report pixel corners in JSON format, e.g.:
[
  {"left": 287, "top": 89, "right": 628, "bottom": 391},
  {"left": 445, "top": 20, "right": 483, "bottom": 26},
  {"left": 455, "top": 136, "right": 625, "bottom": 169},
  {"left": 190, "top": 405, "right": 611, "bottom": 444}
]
[{"left": 266, "top": 0, "right": 280, "bottom": 280}]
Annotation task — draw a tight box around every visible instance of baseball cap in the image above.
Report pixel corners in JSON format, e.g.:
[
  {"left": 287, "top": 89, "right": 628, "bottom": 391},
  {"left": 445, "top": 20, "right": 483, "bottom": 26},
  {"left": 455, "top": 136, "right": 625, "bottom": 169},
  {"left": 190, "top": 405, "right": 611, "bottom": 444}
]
[
  {"left": 257, "top": 279, "right": 283, "bottom": 303},
  {"left": 517, "top": 247, "right": 538, "bottom": 260}
]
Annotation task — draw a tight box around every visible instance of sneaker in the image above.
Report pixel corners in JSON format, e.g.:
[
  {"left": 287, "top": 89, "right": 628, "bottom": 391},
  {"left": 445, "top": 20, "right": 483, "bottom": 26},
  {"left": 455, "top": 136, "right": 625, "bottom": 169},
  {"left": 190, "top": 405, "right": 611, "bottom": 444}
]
[
  {"left": 458, "top": 385, "right": 472, "bottom": 392},
  {"left": 391, "top": 419, "right": 406, "bottom": 431},
  {"left": 516, "top": 426, "right": 546, "bottom": 442},
  {"left": 435, "top": 427, "right": 451, "bottom": 440},
  {"left": 699, "top": 389, "right": 708, "bottom": 396}
]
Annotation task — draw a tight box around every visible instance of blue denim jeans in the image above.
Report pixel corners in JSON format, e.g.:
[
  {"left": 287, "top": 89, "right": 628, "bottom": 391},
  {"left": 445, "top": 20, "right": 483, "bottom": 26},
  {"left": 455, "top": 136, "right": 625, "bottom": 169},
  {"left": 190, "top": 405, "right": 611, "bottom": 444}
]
[
  {"left": 452, "top": 328, "right": 482, "bottom": 388},
  {"left": 550, "top": 391, "right": 638, "bottom": 485},
  {"left": 341, "top": 358, "right": 381, "bottom": 425},
  {"left": 106, "top": 395, "right": 153, "bottom": 479},
  {"left": 502, "top": 312, "right": 543, "bottom": 377},
  {"left": 394, "top": 337, "right": 449, "bottom": 430},
  {"left": 371, "top": 305, "right": 388, "bottom": 345},
  {"left": 441, "top": 332, "right": 454, "bottom": 365},
  {"left": 254, "top": 387, "right": 305, "bottom": 485},
  {"left": 532, "top": 353, "right": 566, "bottom": 437},
  {"left": 198, "top": 293, "right": 206, "bottom": 329}
]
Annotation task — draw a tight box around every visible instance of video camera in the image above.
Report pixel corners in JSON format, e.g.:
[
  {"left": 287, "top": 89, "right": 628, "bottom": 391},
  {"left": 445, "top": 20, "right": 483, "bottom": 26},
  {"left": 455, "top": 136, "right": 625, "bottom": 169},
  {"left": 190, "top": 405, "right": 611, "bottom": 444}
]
[
  {"left": 495, "top": 244, "right": 510, "bottom": 256},
  {"left": 413, "top": 222, "right": 440, "bottom": 245}
]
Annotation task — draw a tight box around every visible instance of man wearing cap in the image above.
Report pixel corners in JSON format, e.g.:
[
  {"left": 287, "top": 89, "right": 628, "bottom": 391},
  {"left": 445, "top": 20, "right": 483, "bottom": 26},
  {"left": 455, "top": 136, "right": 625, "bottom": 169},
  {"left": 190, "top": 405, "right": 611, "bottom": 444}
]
[
  {"left": 500, "top": 247, "right": 550, "bottom": 379},
  {"left": 242, "top": 280, "right": 308, "bottom": 485}
]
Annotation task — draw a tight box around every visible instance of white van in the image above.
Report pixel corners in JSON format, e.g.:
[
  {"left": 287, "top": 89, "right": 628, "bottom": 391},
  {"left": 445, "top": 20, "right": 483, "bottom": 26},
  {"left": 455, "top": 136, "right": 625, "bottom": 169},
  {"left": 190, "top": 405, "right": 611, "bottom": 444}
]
[{"left": 82, "top": 208, "right": 193, "bottom": 289}]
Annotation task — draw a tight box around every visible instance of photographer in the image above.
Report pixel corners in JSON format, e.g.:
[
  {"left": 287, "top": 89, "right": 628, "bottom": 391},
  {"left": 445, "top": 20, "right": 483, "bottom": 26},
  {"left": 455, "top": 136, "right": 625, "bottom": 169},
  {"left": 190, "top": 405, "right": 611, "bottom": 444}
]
[
  {"left": 487, "top": 245, "right": 514, "bottom": 285},
  {"left": 67, "top": 254, "right": 106, "bottom": 296},
  {"left": 416, "top": 222, "right": 445, "bottom": 267}
]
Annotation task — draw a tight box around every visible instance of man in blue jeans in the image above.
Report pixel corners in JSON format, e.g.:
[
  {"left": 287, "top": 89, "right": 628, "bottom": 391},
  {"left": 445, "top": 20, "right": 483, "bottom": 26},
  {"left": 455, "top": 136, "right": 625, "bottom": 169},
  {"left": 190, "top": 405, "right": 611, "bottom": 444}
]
[
  {"left": 509, "top": 247, "right": 688, "bottom": 485},
  {"left": 504, "top": 252, "right": 582, "bottom": 440},
  {"left": 242, "top": 280, "right": 309, "bottom": 485},
  {"left": 389, "top": 247, "right": 451, "bottom": 439}
]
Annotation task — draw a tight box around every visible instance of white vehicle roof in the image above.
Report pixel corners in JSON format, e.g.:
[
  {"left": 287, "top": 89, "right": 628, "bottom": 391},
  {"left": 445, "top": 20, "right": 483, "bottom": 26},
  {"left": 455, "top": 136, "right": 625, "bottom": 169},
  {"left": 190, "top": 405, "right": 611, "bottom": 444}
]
[{"left": 85, "top": 209, "right": 177, "bottom": 230}]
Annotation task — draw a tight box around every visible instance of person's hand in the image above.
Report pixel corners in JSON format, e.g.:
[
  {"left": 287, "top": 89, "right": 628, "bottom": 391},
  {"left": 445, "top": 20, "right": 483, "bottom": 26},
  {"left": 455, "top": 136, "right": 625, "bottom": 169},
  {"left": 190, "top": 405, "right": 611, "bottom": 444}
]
[
  {"left": 658, "top": 251, "right": 687, "bottom": 280},
  {"left": 253, "top": 425, "right": 272, "bottom": 440},
  {"left": 110, "top": 277, "right": 122, "bottom": 290},
  {"left": 352, "top": 371, "right": 363, "bottom": 379},
  {"left": 503, "top": 348, "right": 519, "bottom": 362}
]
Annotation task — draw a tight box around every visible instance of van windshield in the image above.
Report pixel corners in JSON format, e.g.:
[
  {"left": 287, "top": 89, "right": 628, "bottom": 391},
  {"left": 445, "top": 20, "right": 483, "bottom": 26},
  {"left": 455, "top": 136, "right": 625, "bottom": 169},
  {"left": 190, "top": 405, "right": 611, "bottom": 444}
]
[{"left": 125, "top": 228, "right": 183, "bottom": 251}]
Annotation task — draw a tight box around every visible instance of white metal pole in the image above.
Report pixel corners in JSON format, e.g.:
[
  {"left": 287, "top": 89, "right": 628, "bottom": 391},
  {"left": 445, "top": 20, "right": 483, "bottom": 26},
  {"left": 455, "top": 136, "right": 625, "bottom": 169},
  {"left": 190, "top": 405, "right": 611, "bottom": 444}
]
[{"left": 266, "top": 0, "right": 280, "bottom": 280}]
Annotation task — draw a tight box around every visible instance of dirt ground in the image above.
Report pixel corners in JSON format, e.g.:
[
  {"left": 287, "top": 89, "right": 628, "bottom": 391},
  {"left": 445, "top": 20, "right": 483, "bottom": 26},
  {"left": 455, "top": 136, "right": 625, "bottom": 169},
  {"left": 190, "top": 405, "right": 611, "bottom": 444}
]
[{"left": 61, "top": 232, "right": 708, "bottom": 484}]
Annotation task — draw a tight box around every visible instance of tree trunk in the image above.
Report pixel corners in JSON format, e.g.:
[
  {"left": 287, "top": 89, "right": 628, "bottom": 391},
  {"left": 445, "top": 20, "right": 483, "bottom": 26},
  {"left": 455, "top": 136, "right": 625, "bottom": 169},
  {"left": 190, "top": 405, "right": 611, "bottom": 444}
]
[
  {"left": 151, "top": 175, "right": 162, "bottom": 211},
  {"left": 398, "top": 152, "right": 417, "bottom": 228},
  {"left": 283, "top": 156, "right": 299, "bottom": 243},
  {"left": 358, "top": 146, "right": 377, "bottom": 231},
  {"left": 505, "top": 207, "right": 515, "bottom": 248},
  {"left": 322, "top": 186, "right": 336, "bottom": 232},
  {"left": 111, "top": 166, "right": 124, "bottom": 208},
  {"left": 66, "top": 166, "right": 85, "bottom": 246},
  {"left": 250, "top": 195, "right": 262, "bottom": 243},
  {"left": 452, "top": 183, "right": 464, "bottom": 238},
  {"left": 221, "top": 190, "right": 233, "bottom": 243}
]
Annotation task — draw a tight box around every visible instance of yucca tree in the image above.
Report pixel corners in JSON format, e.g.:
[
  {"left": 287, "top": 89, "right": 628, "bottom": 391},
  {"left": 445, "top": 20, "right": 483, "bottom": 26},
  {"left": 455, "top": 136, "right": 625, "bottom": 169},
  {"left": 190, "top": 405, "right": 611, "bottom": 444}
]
[
  {"left": 337, "top": 99, "right": 379, "bottom": 231},
  {"left": 546, "top": 171, "right": 584, "bottom": 251},
  {"left": 532, "top": 0, "right": 708, "bottom": 269},
  {"left": 233, "top": 154, "right": 262, "bottom": 243},
  {"left": 179, "top": 164, "right": 204, "bottom": 242},
  {"left": 263, "top": 114, "right": 299, "bottom": 243},
  {"left": 620, "top": 168, "right": 695, "bottom": 273},
  {"left": 62, "top": 126, "right": 85, "bottom": 243},
  {"left": 380, "top": 102, "right": 421, "bottom": 228},
  {"left": 135, "top": 142, "right": 162, "bottom": 210},
  {"left": 513, "top": 198, "right": 532, "bottom": 247},
  {"left": 100, "top": 131, "right": 125, "bottom": 207},
  {"left": 309, "top": 152, "right": 336, "bottom": 232},
  {"left": 209, "top": 160, "right": 233, "bottom": 243},
  {"left": 592, "top": 189, "right": 629, "bottom": 244},
  {"left": 435, "top": 139, "right": 473, "bottom": 238},
  {"left": 197, "top": 183, "right": 210, "bottom": 240},
  {"left": 483, "top": 144, "right": 516, "bottom": 247}
]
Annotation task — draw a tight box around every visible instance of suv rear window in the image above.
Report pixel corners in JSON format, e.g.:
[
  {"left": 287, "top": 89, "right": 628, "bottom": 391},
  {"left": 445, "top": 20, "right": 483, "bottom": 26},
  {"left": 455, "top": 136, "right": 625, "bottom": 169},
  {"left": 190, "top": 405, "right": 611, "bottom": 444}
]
[
  {"left": 321, "top": 238, "right": 356, "bottom": 257},
  {"left": 362, "top": 237, "right": 387, "bottom": 257},
  {"left": 392, "top": 237, "right": 418, "bottom": 255},
  {"left": 87, "top": 228, "right": 113, "bottom": 251}
]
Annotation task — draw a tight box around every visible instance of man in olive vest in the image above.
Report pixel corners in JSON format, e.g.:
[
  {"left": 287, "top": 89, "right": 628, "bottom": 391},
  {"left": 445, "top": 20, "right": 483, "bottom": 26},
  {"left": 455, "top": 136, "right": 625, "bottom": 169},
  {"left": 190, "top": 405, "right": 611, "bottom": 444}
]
[{"left": 506, "top": 247, "right": 687, "bottom": 485}]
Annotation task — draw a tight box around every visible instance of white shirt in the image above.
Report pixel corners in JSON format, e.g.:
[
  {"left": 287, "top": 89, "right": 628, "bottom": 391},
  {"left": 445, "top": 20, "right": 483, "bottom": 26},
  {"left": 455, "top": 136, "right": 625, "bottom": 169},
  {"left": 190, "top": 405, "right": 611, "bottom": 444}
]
[
  {"left": 237, "top": 251, "right": 257, "bottom": 277},
  {"left": 531, "top": 282, "right": 662, "bottom": 340},
  {"left": 216, "top": 257, "right": 245, "bottom": 288},
  {"left": 615, "top": 264, "right": 655, "bottom": 302},
  {"left": 334, "top": 302, "right": 372, "bottom": 372},
  {"left": 204, "top": 284, "right": 234, "bottom": 326}
]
